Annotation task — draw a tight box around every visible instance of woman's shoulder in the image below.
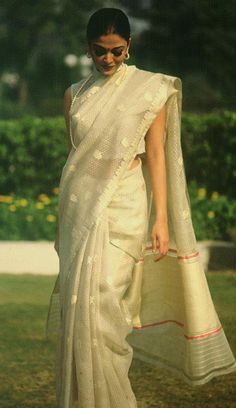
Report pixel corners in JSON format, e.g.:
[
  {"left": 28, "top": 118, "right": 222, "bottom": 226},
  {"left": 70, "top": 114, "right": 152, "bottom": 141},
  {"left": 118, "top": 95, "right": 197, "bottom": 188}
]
[
  {"left": 68, "top": 79, "right": 87, "bottom": 99},
  {"left": 132, "top": 65, "right": 181, "bottom": 85},
  {"left": 130, "top": 65, "right": 182, "bottom": 95}
]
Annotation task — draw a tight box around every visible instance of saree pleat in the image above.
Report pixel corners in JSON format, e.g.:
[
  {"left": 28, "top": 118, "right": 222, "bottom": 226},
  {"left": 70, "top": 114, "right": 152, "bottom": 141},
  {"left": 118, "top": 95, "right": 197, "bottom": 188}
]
[
  {"left": 52, "top": 160, "right": 147, "bottom": 407},
  {"left": 45, "top": 63, "right": 236, "bottom": 407}
]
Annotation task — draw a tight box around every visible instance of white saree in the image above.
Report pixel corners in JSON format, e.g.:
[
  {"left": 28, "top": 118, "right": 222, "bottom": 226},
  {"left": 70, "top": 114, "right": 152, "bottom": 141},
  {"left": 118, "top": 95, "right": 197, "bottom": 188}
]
[{"left": 46, "top": 63, "right": 236, "bottom": 407}]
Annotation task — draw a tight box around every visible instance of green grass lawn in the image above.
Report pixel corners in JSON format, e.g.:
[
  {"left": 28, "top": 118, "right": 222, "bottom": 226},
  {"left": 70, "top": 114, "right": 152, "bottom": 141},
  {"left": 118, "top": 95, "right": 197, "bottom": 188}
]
[{"left": 0, "top": 272, "right": 236, "bottom": 408}]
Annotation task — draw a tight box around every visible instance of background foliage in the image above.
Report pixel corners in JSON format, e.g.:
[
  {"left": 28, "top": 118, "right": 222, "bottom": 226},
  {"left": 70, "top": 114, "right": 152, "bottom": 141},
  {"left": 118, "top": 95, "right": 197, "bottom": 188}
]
[
  {"left": 125, "top": 0, "right": 236, "bottom": 112},
  {"left": 0, "top": 0, "right": 236, "bottom": 242},
  {"left": 0, "top": 0, "right": 236, "bottom": 117},
  {"left": 1, "top": 112, "right": 235, "bottom": 198},
  {"left": 1, "top": 112, "right": 236, "bottom": 242}
]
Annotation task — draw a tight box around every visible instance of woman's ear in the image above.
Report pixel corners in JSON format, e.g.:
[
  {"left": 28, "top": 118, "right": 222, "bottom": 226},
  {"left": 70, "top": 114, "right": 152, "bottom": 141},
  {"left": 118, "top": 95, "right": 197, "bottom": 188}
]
[{"left": 127, "top": 37, "right": 132, "bottom": 50}]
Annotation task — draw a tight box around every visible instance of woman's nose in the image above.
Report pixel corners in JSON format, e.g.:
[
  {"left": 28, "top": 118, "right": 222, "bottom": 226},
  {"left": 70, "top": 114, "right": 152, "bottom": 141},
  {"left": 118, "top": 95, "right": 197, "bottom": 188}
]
[{"left": 103, "top": 52, "right": 114, "bottom": 64}]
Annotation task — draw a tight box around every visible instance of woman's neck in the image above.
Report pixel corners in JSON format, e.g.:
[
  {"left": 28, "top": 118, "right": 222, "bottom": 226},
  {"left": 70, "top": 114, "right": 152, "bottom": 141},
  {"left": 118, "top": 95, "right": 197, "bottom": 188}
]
[{"left": 92, "top": 62, "right": 126, "bottom": 79}]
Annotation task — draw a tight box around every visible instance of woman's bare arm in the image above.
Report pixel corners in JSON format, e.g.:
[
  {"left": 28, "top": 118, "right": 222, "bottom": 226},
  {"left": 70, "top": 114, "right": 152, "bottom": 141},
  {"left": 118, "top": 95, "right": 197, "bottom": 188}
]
[
  {"left": 64, "top": 86, "right": 72, "bottom": 153},
  {"left": 145, "top": 103, "right": 169, "bottom": 261}
]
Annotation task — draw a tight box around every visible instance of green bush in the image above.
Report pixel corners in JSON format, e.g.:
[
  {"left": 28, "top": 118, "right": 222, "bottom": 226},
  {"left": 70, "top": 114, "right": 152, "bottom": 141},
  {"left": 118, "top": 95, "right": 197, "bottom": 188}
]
[
  {"left": 0, "top": 192, "right": 58, "bottom": 241},
  {"left": 0, "top": 111, "right": 236, "bottom": 198},
  {"left": 182, "top": 111, "right": 236, "bottom": 199},
  {"left": 0, "top": 185, "right": 235, "bottom": 241},
  {"left": 188, "top": 181, "right": 236, "bottom": 242},
  {"left": 0, "top": 116, "right": 67, "bottom": 197}
]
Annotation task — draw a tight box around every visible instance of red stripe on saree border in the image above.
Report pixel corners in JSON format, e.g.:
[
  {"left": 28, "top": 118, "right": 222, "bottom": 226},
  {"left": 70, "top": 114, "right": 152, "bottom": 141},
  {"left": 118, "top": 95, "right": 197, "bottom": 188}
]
[
  {"left": 133, "top": 320, "right": 223, "bottom": 340},
  {"left": 184, "top": 326, "right": 223, "bottom": 340},
  {"left": 178, "top": 252, "right": 199, "bottom": 260},
  {"left": 144, "top": 245, "right": 199, "bottom": 260},
  {"left": 133, "top": 319, "right": 184, "bottom": 329}
]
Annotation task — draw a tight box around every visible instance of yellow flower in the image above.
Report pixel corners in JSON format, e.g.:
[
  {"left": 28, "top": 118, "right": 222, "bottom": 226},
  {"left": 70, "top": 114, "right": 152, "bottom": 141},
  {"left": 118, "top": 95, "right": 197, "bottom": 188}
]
[
  {"left": 19, "top": 199, "right": 28, "bottom": 207},
  {"left": 46, "top": 214, "right": 56, "bottom": 222},
  {"left": 38, "top": 194, "right": 50, "bottom": 204},
  {"left": 9, "top": 204, "right": 17, "bottom": 212},
  {"left": 26, "top": 215, "right": 33, "bottom": 222},
  {"left": 207, "top": 211, "right": 215, "bottom": 219},
  {"left": 211, "top": 191, "right": 219, "bottom": 201},
  {"left": 52, "top": 187, "right": 60, "bottom": 195},
  {"left": 197, "top": 187, "right": 206, "bottom": 200},
  {"left": 43, "top": 196, "right": 51, "bottom": 204},
  {"left": 38, "top": 193, "right": 47, "bottom": 200},
  {"left": 35, "top": 202, "right": 44, "bottom": 209},
  {"left": 0, "top": 195, "right": 14, "bottom": 203}
]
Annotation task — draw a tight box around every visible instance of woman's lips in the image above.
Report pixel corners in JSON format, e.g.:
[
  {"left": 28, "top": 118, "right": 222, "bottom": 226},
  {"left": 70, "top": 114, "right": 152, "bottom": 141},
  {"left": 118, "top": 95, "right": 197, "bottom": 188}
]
[{"left": 102, "top": 65, "right": 115, "bottom": 70}]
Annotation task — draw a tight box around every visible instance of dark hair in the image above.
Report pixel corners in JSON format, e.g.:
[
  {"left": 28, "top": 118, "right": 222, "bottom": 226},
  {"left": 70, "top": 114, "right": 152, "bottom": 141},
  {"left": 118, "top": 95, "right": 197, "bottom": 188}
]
[{"left": 86, "top": 8, "right": 131, "bottom": 44}]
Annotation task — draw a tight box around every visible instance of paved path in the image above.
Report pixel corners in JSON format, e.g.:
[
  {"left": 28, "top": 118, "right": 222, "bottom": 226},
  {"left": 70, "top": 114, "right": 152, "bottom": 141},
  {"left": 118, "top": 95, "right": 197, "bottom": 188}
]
[
  {"left": 0, "top": 240, "right": 235, "bottom": 275},
  {"left": 0, "top": 241, "right": 58, "bottom": 275}
]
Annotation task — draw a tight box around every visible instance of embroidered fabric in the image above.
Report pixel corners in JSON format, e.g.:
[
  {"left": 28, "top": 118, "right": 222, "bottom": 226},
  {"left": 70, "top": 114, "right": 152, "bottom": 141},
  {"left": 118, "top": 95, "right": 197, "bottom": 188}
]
[
  {"left": 70, "top": 64, "right": 145, "bottom": 156},
  {"left": 69, "top": 91, "right": 146, "bottom": 158},
  {"left": 45, "top": 62, "right": 236, "bottom": 408}
]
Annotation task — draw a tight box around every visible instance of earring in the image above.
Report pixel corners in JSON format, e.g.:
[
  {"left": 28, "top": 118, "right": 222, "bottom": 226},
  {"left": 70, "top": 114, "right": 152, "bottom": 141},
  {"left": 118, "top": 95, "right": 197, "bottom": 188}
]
[
  {"left": 86, "top": 51, "right": 91, "bottom": 58},
  {"left": 125, "top": 52, "right": 130, "bottom": 60}
]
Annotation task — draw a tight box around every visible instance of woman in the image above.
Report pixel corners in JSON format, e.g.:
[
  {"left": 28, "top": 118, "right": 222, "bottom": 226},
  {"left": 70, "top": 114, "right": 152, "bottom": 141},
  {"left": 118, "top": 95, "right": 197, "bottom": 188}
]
[{"left": 46, "top": 8, "right": 236, "bottom": 408}]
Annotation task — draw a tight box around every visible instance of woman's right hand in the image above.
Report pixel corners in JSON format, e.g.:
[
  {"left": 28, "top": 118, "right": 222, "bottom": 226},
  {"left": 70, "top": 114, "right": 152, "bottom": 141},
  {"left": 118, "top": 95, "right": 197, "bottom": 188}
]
[{"left": 151, "top": 218, "right": 169, "bottom": 262}]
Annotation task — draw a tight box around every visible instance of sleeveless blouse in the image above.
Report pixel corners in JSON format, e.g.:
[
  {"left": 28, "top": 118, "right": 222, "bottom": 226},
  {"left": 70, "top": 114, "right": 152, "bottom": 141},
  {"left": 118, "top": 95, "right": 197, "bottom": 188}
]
[{"left": 136, "top": 135, "right": 146, "bottom": 155}]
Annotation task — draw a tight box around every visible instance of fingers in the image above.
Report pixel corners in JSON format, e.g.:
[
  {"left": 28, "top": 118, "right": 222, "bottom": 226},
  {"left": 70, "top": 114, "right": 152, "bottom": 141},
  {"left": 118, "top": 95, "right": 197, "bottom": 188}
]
[
  {"left": 154, "top": 253, "right": 165, "bottom": 262},
  {"left": 152, "top": 234, "right": 157, "bottom": 253},
  {"left": 153, "top": 255, "right": 165, "bottom": 262},
  {"left": 160, "top": 239, "right": 169, "bottom": 255},
  {"left": 153, "top": 240, "right": 169, "bottom": 262},
  {"left": 151, "top": 223, "right": 169, "bottom": 261}
]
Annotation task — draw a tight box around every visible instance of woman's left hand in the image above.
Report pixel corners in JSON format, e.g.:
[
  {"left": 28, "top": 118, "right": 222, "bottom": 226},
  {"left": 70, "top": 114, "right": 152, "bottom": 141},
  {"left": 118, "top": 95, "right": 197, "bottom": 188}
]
[{"left": 151, "top": 219, "right": 169, "bottom": 262}]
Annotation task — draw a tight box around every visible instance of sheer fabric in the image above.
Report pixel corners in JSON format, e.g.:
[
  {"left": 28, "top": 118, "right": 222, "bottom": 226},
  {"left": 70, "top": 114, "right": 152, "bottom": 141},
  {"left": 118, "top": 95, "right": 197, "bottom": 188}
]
[{"left": 46, "top": 63, "right": 236, "bottom": 407}]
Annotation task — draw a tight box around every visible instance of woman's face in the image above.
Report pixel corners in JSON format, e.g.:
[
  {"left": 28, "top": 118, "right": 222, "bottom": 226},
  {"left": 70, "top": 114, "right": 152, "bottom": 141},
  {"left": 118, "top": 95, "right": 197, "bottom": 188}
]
[{"left": 88, "top": 33, "right": 131, "bottom": 77}]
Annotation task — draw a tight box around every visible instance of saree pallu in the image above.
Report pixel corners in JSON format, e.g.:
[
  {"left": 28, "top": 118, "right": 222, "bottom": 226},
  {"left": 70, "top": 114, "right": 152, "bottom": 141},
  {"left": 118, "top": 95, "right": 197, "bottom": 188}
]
[{"left": 46, "top": 63, "right": 236, "bottom": 407}]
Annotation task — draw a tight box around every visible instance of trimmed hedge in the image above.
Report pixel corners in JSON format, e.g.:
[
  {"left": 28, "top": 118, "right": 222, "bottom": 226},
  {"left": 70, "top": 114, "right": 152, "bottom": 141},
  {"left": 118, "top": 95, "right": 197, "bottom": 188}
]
[
  {"left": 0, "top": 184, "right": 235, "bottom": 241},
  {"left": 0, "top": 111, "right": 236, "bottom": 198},
  {"left": 188, "top": 181, "right": 236, "bottom": 242},
  {"left": 0, "top": 116, "right": 67, "bottom": 197},
  {"left": 182, "top": 111, "right": 236, "bottom": 199}
]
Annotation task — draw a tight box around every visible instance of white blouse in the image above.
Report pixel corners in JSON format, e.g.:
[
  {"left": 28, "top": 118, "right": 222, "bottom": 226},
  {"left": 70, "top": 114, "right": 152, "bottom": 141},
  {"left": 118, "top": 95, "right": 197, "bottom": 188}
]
[{"left": 136, "top": 136, "right": 145, "bottom": 155}]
